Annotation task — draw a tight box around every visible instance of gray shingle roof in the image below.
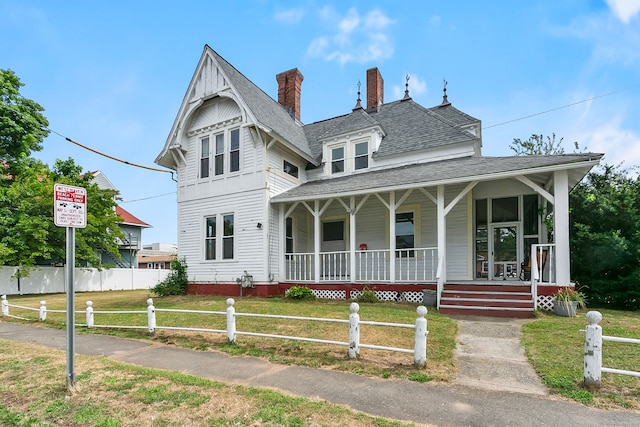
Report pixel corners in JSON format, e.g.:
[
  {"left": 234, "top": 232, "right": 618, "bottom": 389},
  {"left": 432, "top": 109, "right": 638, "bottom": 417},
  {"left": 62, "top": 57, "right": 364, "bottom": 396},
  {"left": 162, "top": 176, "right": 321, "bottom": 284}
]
[
  {"left": 271, "top": 153, "right": 603, "bottom": 203},
  {"left": 209, "top": 47, "right": 315, "bottom": 162},
  {"left": 301, "top": 99, "right": 481, "bottom": 162}
]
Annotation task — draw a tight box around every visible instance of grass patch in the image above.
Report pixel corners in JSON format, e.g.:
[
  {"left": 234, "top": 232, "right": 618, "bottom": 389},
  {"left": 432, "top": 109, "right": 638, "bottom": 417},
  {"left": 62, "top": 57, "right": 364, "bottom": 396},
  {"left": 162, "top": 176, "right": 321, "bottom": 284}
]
[
  {"left": 0, "top": 340, "right": 420, "bottom": 426},
  {"left": 6, "top": 290, "right": 457, "bottom": 382},
  {"left": 522, "top": 308, "right": 640, "bottom": 410}
]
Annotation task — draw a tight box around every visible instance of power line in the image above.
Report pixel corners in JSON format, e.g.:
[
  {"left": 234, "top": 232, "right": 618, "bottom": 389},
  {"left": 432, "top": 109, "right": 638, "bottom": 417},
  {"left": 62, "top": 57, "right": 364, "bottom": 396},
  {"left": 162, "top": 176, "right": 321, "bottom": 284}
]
[
  {"left": 47, "top": 128, "right": 176, "bottom": 181},
  {"left": 119, "top": 191, "right": 177, "bottom": 203},
  {"left": 483, "top": 83, "right": 640, "bottom": 130}
]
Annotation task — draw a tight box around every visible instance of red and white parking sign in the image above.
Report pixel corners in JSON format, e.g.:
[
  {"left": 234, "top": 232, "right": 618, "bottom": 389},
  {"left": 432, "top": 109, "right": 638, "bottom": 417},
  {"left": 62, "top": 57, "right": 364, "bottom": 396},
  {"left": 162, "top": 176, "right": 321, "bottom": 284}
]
[{"left": 54, "top": 184, "right": 87, "bottom": 228}]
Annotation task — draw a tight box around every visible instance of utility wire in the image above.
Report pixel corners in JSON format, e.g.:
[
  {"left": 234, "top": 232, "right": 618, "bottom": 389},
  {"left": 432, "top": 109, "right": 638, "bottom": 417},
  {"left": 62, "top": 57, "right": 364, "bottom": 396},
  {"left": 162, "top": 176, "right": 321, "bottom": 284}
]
[
  {"left": 483, "top": 83, "right": 640, "bottom": 130},
  {"left": 119, "top": 191, "right": 176, "bottom": 203},
  {"left": 47, "top": 128, "right": 177, "bottom": 181}
]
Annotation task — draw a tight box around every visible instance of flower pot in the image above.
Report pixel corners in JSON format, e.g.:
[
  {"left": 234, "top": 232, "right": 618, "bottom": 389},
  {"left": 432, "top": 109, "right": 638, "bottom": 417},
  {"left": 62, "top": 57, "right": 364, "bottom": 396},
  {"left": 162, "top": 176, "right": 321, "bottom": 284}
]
[
  {"left": 553, "top": 300, "right": 578, "bottom": 317},
  {"left": 422, "top": 290, "right": 437, "bottom": 306}
]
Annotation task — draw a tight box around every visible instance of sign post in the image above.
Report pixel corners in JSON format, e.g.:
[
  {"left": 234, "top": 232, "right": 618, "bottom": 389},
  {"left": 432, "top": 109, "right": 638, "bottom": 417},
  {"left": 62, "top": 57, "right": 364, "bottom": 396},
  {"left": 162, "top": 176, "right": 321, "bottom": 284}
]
[{"left": 54, "top": 183, "right": 87, "bottom": 390}]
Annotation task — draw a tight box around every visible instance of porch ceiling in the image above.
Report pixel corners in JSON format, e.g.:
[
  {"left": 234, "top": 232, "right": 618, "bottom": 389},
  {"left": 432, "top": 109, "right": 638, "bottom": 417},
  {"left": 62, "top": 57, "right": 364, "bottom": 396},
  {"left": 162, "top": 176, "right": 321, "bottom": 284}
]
[{"left": 272, "top": 153, "right": 602, "bottom": 203}]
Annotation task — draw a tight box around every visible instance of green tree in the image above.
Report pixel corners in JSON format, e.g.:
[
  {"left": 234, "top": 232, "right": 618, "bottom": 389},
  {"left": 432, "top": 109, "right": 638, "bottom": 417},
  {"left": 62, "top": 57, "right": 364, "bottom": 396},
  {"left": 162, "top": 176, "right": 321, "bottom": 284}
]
[
  {"left": 510, "top": 133, "right": 579, "bottom": 156},
  {"left": 570, "top": 164, "right": 640, "bottom": 309},
  {"left": 0, "top": 69, "right": 49, "bottom": 173},
  {"left": 0, "top": 69, "right": 124, "bottom": 274}
]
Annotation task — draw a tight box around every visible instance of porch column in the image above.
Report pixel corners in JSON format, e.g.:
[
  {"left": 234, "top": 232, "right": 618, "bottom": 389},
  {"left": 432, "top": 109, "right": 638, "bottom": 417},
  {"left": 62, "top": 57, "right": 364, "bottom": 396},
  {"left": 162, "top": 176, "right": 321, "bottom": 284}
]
[
  {"left": 279, "top": 203, "right": 285, "bottom": 282},
  {"left": 389, "top": 191, "right": 396, "bottom": 282},
  {"left": 349, "top": 196, "right": 356, "bottom": 283},
  {"left": 437, "top": 185, "right": 446, "bottom": 289},
  {"left": 314, "top": 200, "right": 321, "bottom": 283},
  {"left": 554, "top": 170, "right": 571, "bottom": 286}
]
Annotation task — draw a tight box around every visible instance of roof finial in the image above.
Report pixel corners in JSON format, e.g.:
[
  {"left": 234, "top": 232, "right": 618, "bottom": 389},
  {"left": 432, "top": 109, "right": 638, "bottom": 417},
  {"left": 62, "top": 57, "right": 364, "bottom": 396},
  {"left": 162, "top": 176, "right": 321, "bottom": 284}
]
[
  {"left": 402, "top": 73, "right": 411, "bottom": 100},
  {"left": 353, "top": 80, "right": 363, "bottom": 110},
  {"left": 440, "top": 78, "right": 451, "bottom": 107}
]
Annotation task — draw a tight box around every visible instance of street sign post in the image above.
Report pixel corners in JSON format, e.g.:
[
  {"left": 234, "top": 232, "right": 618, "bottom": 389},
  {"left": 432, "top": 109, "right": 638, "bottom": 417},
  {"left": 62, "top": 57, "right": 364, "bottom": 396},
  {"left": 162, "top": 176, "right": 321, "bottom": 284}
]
[{"left": 54, "top": 184, "right": 86, "bottom": 390}]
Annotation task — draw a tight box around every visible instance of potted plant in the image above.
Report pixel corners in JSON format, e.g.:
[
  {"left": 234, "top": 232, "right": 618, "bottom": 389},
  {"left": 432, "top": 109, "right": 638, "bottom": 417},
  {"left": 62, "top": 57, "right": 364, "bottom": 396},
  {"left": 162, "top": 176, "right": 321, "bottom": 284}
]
[{"left": 552, "top": 287, "right": 586, "bottom": 317}]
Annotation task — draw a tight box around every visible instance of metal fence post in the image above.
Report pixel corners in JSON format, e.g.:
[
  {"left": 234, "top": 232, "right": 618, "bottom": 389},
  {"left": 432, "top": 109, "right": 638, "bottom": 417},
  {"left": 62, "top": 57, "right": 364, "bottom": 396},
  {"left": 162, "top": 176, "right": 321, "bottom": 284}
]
[
  {"left": 414, "top": 305, "right": 428, "bottom": 368},
  {"left": 147, "top": 298, "right": 156, "bottom": 334},
  {"left": 584, "top": 310, "right": 603, "bottom": 388},
  {"left": 39, "top": 300, "right": 47, "bottom": 321},
  {"left": 1, "top": 295, "right": 8, "bottom": 317},
  {"left": 85, "top": 301, "right": 94, "bottom": 328},
  {"left": 348, "top": 302, "right": 360, "bottom": 358},
  {"left": 226, "top": 298, "right": 236, "bottom": 343}
]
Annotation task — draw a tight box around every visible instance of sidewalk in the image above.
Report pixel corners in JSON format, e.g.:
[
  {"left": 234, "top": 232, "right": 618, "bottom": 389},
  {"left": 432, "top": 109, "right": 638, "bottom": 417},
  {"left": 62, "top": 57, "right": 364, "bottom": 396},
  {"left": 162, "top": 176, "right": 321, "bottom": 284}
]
[{"left": 0, "top": 319, "right": 638, "bottom": 427}]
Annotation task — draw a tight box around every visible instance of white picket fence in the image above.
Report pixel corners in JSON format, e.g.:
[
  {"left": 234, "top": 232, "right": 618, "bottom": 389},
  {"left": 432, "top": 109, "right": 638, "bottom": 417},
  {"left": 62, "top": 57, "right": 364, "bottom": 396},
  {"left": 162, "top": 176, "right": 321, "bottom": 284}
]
[
  {"left": 0, "top": 266, "right": 170, "bottom": 295},
  {"left": 1, "top": 295, "right": 429, "bottom": 368},
  {"left": 583, "top": 310, "right": 640, "bottom": 387}
]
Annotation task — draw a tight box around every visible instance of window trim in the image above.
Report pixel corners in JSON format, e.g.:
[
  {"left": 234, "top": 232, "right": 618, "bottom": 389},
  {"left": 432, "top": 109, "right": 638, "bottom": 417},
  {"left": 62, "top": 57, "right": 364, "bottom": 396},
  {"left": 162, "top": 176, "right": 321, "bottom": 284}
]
[
  {"left": 200, "top": 137, "right": 210, "bottom": 179},
  {"left": 204, "top": 213, "right": 235, "bottom": 261},
  {"left": 354, "top": 140, "right": 369, "bottom": 170}
]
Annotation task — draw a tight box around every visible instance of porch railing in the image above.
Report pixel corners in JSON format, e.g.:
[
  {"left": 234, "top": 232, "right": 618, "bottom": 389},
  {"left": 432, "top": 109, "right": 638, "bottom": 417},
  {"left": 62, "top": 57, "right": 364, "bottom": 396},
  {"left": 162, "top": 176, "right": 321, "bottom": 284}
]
[
  {"left": 285, "top": 247, "right": 438, "bottom": 283},
  {"left": 530, "top": 243, "right": 556, "bottom": 309}
]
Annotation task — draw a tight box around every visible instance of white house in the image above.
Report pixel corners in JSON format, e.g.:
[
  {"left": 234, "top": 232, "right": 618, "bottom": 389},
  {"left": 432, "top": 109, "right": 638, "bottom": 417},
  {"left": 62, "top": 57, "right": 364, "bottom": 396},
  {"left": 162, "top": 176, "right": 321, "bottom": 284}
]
[{"left": 155, "top": 45, "right": 601, "bottom": 317}]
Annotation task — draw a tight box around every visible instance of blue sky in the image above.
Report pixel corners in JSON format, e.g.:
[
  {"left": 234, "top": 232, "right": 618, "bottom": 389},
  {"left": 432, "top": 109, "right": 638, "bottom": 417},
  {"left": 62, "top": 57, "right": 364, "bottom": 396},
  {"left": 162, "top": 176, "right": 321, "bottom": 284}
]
[{"left": 2, "top": 0, "right": 640, "bottom": 246}]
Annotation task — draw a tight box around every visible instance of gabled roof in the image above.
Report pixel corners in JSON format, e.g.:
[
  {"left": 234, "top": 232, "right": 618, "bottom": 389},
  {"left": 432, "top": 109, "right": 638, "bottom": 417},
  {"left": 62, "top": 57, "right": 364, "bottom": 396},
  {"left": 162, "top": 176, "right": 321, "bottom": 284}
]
[
  {"left": 271, "top": 153, "right": 603, "bottom": 203},
  {"left": 116, "top": 205, "right": 150, "bottom": 228},
  {"left": 156, "top": 45, "right": 316, "bottom": 168}
]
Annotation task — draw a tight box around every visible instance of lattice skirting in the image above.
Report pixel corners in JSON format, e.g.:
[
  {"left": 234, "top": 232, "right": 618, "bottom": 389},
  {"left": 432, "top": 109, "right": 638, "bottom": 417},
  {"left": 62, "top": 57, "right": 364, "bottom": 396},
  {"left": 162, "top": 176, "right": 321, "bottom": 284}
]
[
  {"left": 349, "top": 290, "right": 424, "bottom": 304},
  {"left": 311, "top": 289, "right": 346, "bottom": 300},
  {"left": 537, "top": 295, "right": 555, "bottom": 311}
]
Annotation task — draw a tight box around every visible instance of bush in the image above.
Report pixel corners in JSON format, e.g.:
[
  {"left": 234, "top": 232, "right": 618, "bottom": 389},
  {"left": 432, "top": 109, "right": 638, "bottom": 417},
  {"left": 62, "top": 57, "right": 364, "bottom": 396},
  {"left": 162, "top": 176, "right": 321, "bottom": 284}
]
[
  {"left": 356, "top": 288, "right": 379, "bottom": 303},
  {"left": 286, "top": 286, "right": 316, "bottom": 300},
  {"left": 151, "top": 258, "right": 188, "bottom": 297}
]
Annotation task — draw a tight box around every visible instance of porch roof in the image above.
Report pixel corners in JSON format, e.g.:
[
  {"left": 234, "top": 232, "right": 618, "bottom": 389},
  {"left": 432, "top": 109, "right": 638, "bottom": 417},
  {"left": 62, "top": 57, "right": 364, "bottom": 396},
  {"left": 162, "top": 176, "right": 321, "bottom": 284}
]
[{"left": 271, "top": 153, "right": 602, "bottom": 203}]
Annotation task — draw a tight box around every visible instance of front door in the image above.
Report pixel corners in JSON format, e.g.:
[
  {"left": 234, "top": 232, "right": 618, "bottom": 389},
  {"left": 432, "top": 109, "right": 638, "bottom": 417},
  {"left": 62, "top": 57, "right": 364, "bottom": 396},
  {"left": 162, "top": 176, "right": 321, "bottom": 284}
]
[{"left": 491, "top": 224, "right": 519, "bottom": 280}]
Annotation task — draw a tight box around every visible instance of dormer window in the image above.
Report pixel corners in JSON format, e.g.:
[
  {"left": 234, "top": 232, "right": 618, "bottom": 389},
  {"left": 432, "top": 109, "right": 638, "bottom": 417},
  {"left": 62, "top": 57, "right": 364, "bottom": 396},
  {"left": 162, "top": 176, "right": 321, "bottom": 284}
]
[
  {"left": 354, "top": 141, "right": 368, "bottom": 170},
  {"left": 331, "top": 146, "right": 345, "bottom": 174}
]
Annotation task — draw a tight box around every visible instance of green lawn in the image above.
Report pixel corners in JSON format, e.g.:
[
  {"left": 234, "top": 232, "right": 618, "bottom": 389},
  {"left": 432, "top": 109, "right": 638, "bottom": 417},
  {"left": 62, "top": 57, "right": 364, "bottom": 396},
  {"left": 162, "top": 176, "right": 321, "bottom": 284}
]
[
  {"left": 3, "top": 290, "right": 640, "bottom": 410},
  {"left": 522, "top": 308, "right": 640, "bottom": 410}
]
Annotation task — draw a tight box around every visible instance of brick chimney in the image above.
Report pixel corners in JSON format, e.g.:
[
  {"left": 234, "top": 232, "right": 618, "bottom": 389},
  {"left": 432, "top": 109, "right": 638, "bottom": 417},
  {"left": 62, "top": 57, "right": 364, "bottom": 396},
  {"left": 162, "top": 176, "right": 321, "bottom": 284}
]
[
  {"left": 276, "top": 68, "right": 304, "bottom": 121},
  {"left": 366, "top": 67, "right": 384, "bottom": 110}
]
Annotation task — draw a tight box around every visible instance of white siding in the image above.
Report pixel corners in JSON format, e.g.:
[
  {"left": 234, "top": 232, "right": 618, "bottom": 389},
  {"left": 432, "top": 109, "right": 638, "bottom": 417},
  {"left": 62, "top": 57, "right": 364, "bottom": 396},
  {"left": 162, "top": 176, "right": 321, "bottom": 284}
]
[
  {"left": 445, "top": 185, "right": 470, "bottom": 280},
  {"left": 179, "top": 189, "right": 266, "bottom": 283}
]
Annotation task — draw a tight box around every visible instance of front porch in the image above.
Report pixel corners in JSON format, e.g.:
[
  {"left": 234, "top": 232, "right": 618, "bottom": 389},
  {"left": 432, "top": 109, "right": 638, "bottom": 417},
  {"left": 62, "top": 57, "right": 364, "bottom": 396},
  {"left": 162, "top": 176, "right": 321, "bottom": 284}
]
[{"left": 282, "top": 244, "right": 560, "bottom": 317}]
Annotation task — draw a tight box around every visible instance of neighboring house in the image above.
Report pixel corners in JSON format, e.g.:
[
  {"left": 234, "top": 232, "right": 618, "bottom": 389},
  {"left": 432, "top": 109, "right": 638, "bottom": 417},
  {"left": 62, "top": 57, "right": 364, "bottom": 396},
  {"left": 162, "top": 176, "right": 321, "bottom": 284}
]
[
  {"left": 138, "top": 243, "right": 178, "bottom": 269},
  {"left": 155, "top": 45, "right": 601, "bottom": 317},
  {"left": 91, "top": 171, "right": 150, "bottom": 268}
]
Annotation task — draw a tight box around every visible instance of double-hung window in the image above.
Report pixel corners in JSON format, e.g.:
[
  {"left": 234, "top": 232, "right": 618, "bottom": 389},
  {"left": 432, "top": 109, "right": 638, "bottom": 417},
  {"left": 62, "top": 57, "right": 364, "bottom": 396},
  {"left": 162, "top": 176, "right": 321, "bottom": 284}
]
[
  {"left": 354, "top": 141, "right": 368, "bottom": 170},
  {"left": 229, "top": 129, "right": 240, "bottom": 172},
  {"left": 204, "top": 214, "right": 234, "bottom": 260},
  {"left": 214, "top": 133, "right": 225, "bottom": 176},
  {"left": 200, "top": 137, "right": 210, "bottom": 178},
  {"left": 331, "top": 146, "right": 345, "bottom": 173},
  {"left": 205, "top": 216, "right": 216, "bottom": 260}
]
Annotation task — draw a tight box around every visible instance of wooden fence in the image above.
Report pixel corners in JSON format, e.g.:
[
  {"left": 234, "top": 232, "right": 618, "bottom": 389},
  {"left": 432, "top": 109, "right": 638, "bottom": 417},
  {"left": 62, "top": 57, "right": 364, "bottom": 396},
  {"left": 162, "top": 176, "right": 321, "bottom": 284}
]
[{"left": 1, "top": 295, "right": 428, "bottom": 368}]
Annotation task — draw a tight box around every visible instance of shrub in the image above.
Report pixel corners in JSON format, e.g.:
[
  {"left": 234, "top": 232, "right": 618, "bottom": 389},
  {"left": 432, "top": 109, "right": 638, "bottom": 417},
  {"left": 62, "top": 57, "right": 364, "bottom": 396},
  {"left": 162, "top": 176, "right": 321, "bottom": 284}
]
[
  {"left": 356, "top": 288, "right": 379, "bottom": 303},
  {"left": 151, "top": 258, "right": 188, "bottom": 297},
  {"left": 286, "top": 286, "right": 316, "bottom": 300}
]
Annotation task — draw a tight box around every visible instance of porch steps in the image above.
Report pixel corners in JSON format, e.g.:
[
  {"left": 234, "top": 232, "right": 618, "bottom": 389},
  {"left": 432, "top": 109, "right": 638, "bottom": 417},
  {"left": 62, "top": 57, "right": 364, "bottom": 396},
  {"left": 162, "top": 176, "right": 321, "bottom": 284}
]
[{"left": 439, "top": 283, "right": 535, "bottom": 318}]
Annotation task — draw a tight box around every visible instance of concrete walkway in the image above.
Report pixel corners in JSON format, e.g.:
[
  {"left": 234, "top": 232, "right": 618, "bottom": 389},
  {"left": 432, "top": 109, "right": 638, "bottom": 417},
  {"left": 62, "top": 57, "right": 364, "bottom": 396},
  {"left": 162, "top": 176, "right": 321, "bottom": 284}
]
[
  {"left": 1, "top": 319, "right": 638, "bottom": 426},
  {"left": 454, "top": 316, "right": 547, "bottom": 395}
]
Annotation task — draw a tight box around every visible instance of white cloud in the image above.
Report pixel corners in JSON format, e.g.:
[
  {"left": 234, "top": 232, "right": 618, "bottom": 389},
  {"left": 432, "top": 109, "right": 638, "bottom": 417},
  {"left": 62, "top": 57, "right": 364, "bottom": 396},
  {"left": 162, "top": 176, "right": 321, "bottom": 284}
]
[
  {"left": 274, "top": 7, "right": 305, "bottom": 24},
  {"left": 576, "top": 117, "right": 640, "bottom": 169},
  {"left": 307, "top": 7, "right": 394, "bottom": 65},
  {"left": 606, "top": 0, "right": 640, "bottom": 23}
]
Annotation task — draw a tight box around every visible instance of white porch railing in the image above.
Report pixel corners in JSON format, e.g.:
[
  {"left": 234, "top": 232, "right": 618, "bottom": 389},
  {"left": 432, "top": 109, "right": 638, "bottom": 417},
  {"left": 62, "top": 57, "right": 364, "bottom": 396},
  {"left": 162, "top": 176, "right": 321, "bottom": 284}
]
[
  {"left": 285, "top": 247, "right": 438, "bottom": 283},
  {"left": 530, "top": 243, "right": 556, "bottom": 310}
]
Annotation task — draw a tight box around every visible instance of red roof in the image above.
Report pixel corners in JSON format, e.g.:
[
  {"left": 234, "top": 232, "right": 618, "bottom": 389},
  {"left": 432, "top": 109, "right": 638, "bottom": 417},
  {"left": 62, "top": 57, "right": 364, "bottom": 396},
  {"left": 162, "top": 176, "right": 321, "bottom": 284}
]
[{"left": 116, "top": 205, "right": 150, "bottom": 227}]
